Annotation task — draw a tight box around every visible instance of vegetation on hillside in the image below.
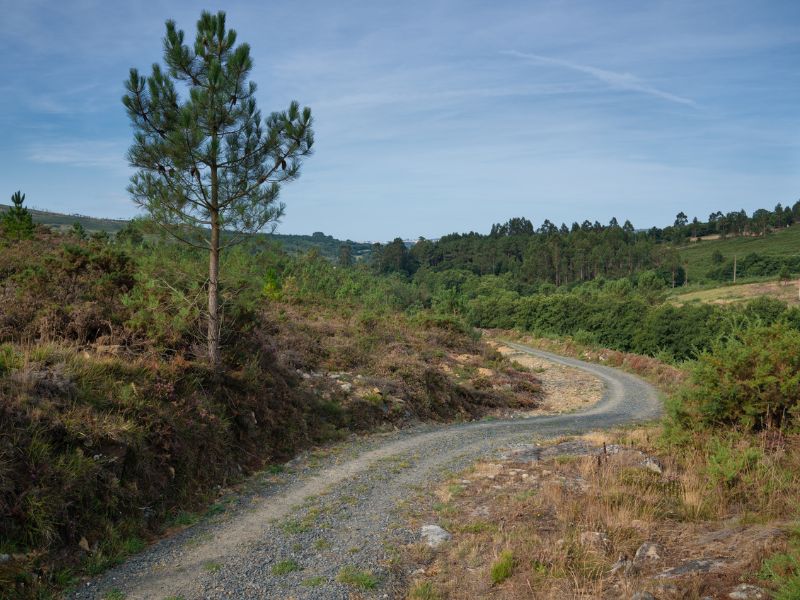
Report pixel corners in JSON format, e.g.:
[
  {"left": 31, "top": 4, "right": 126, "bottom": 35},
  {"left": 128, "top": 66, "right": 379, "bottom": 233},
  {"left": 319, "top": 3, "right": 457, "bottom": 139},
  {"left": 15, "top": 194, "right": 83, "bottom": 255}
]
[{"left": 0, "top": 222, "right": 541, "bottom": 598}]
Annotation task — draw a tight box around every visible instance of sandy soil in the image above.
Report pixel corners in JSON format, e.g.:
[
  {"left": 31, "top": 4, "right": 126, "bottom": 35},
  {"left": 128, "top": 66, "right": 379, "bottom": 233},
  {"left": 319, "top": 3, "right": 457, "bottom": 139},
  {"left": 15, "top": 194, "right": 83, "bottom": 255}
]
[{"left": 490, "top": 341, "right": 604, "bottom": 415}]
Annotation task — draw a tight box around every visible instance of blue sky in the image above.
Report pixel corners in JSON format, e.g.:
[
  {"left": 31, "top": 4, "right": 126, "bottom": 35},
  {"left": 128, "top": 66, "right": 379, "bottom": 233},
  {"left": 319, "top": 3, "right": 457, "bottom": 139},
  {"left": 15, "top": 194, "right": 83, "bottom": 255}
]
[{"left": 2, "top": 1, "right": 799, "bottom": 241}]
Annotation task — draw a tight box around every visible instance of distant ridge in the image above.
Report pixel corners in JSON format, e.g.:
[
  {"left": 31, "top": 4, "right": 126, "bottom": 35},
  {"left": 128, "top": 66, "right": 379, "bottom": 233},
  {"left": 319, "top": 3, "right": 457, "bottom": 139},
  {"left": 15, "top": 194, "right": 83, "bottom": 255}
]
[{"left": 0, "top": 204, "right": 373, "bottom": 260}]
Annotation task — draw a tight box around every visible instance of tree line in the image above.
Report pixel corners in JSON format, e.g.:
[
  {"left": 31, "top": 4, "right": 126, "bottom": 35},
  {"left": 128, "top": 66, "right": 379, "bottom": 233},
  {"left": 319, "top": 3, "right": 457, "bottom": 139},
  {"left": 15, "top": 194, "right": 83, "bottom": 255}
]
[{"left": 369, "top": 201, "right": 800, "bottom": 287}]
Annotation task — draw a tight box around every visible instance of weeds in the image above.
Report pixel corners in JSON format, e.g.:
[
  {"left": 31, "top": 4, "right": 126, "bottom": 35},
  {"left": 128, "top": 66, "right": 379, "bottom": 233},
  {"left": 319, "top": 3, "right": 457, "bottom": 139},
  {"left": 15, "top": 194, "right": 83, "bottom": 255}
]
[
  {"left": 271, "top": 559, "right": 301, "bottom": 575},
  {"left": 336, "top": 566, "right": 378, "bottom": 589},
  {"left": 490, "top": 550, "right": 514, "bottom": 584},
  {"left": 408, "top": 581, "right": 442, "bottom": 599}
]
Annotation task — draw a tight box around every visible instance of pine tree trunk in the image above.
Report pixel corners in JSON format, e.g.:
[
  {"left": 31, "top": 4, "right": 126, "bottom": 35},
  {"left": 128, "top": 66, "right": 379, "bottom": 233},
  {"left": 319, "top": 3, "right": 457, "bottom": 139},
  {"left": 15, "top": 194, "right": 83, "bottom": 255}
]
[
  {"left": 208, "top": 209, "right": 220, "bottom": 367},
  {"left": 208, "top": 161, "right": 221, "bottom": 368}
]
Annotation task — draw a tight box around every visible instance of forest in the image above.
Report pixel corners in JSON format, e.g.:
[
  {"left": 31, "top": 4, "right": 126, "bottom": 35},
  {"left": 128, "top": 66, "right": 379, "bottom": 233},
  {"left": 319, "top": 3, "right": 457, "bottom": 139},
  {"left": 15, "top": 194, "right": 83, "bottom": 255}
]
[{"left": 371, "top": 200, "right": 800, "bottom": 287}]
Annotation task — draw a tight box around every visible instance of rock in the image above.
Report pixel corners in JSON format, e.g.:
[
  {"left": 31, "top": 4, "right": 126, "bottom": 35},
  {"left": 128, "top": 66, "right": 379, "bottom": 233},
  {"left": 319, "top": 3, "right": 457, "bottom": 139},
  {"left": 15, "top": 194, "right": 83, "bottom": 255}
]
[
  {"left": 339, "top": 382, "right": 353, "bottom": 392},
  {"left": 634, "top": 541, "right": 664, "bottom": 562},
  {"left": 421, "top": 525, "right": 451, "bottom": 548},
  {"left": 658, "top": 558, "right": 727, "bottom": 578},
  {"left": 655, "top": 582, "right": 679, "bottom": 596},
  {"left": 631, "top": 593, "right": 656, "bottom": 600},
  {"left": 0, "top": 554, "right": 9, "bottom": 564},
  {"left": 641, "top": 457, "right": 664, "bottom": 474},
  {"left": 728, "top": 584, "right": 767, "bottom": 599},
  {"left": 609, "top": 555, "right": 631, "bottom": 575},
  {"left": 580, "top": 531, "right": 610, "bottom": 551},
  {"left": 78, "top": 537, "right": 90, "bottom": 552}
]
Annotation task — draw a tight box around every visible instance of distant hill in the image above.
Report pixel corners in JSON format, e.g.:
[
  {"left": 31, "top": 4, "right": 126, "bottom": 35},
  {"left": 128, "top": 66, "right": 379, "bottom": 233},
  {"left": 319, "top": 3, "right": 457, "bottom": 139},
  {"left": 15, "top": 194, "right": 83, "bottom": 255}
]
[
  {"left": 678, "top": 224, "right": 800, "bottom": 282},
  {"left": 0, "top": 204, "right": 130, "bottom": 234},
  {"left": 0, "top": 204, "right": 373, "bottom": 261}
]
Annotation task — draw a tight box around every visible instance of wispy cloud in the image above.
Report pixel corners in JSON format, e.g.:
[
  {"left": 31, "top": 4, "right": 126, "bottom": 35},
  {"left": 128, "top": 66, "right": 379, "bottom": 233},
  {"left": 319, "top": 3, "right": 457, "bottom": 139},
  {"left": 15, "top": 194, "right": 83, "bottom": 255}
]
[
  {"left": 26, "top": 140, "right": 130, "bottom": 173},
  {"left": 504, "top": 50, "right": 697, "bottom": 107}
]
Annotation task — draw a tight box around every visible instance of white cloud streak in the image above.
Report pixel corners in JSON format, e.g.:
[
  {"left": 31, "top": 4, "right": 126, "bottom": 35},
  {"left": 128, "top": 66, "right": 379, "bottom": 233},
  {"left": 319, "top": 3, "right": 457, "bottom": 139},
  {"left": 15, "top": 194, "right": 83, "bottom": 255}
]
[
  {"left": 504, "top": 50, "right": 697, "bottom": 107},
  {"left": 26, "top": 140, "right": 130, "bottom": 173}
]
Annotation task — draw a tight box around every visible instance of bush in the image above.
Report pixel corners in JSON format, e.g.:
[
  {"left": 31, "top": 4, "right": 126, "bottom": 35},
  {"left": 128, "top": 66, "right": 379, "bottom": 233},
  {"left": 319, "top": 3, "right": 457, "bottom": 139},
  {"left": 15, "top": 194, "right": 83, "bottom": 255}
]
[{"left": 668, "top": 325, "right": 800, "bottom": 430}]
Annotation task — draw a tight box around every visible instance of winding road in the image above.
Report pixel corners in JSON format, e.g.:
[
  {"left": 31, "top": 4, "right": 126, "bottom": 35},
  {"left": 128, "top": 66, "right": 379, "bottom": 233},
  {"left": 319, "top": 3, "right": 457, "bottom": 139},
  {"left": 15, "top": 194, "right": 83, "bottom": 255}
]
[{"left": 70, "top": 342, "right": 661, "bottom": 600}]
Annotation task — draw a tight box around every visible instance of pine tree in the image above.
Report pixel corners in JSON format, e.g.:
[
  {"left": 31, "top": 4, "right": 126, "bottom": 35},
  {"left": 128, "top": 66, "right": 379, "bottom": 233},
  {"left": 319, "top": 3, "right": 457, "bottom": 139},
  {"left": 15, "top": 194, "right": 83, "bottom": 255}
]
[
  {"left": 1, "top": 191, "right": 35, "bottom": 239},
  {"left": 123, "top": 11, "right": 314, "bottom": 367}
]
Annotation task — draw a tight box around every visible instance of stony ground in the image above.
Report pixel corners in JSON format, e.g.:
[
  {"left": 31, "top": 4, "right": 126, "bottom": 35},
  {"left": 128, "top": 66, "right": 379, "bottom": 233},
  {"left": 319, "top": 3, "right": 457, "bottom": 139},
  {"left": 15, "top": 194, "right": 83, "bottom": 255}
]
[
  {"left": 68, "top": 342, "right": 660, "bottom": 600},
  {"left": 403, "top": 436, "right": 785, "bottom": 599}
]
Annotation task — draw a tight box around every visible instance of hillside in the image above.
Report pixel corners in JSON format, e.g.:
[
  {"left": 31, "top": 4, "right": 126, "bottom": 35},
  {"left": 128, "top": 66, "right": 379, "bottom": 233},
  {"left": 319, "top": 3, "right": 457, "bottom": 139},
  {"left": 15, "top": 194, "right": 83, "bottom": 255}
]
[
  {"left": 0, "top": 203, "right": 129, "bottom": 234},
  {"left": 678, "top": 224, "right": 800, "bottom": 283},
  {"left": 0, "top": 204, "right": 372, "bottom": 260},
  {"left": 670, "top": 279, "right": 800, "bottom": 306}
]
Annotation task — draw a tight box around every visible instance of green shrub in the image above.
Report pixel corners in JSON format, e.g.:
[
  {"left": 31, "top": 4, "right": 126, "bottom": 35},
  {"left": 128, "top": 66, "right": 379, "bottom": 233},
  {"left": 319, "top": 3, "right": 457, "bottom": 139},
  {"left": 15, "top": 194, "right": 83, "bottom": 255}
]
[
  {"left": 669, "top": 325, "right": 800, "bottom": 430},
  {"left": 761, "top": 525, "right": 800, "bottom": 600}
]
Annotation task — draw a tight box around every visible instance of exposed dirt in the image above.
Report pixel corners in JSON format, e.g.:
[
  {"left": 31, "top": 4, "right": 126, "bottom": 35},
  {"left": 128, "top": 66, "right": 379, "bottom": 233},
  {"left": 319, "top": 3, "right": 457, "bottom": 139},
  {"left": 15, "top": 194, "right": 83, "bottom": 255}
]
[{"left": 490, "top": 341, "right": 604, "bottom": 415}]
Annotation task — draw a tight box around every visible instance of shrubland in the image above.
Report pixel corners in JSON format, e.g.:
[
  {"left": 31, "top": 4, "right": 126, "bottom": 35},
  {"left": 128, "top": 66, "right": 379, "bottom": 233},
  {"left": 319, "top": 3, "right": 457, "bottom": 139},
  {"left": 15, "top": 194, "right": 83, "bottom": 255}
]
[
  {"left": 3, "top": 203, "right": 799, "bottom": 598},
  {"left": 0, "top": 225, "right": 539, "bottom": 598}
]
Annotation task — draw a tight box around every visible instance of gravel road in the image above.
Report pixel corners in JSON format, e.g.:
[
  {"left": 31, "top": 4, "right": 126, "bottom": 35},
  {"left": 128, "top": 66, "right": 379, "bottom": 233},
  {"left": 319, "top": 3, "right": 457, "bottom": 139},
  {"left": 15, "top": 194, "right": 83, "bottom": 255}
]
[{"left": 69, "top": 341, "right": 661, "bottom": 600}]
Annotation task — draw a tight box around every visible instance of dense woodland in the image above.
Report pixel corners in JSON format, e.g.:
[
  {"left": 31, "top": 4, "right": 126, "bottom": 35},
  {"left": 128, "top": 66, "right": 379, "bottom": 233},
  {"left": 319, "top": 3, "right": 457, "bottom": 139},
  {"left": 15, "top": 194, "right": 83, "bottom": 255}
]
[{"left": 371, "top": 200, "right": 800, "bottom": 286}]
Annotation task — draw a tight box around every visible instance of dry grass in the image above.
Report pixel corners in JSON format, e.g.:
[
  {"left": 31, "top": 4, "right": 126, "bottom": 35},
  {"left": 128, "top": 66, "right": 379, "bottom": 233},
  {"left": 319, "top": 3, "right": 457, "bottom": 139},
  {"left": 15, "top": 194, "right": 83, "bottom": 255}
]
[
  {"left": 403, "top": 429, "right": 798, "bottom": 599},
  {"left": 671, "top": 280, "right": 800, "bottom": 307}
]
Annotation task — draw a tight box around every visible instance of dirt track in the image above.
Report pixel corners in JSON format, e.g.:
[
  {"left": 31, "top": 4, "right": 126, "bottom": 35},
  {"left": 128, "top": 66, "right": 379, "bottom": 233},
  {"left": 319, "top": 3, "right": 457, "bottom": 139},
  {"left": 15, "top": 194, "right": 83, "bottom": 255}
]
[{"left": 70, "top": 341, "right": 661, "bottom": 599}]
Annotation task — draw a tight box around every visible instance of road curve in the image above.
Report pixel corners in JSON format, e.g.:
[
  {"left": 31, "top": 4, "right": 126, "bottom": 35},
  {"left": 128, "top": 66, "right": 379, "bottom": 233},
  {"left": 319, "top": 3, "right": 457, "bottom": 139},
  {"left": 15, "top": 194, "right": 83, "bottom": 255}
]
[{"left": 70, "top": 341, "right": 661, "bottom": 600}]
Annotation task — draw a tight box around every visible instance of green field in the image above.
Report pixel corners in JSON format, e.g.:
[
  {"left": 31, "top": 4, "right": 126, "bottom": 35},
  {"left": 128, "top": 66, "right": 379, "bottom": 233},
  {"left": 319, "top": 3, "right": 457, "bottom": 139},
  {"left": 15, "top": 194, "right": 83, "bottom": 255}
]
[{"left": 678, "top": 224, "right": 800, "bottom": 282}]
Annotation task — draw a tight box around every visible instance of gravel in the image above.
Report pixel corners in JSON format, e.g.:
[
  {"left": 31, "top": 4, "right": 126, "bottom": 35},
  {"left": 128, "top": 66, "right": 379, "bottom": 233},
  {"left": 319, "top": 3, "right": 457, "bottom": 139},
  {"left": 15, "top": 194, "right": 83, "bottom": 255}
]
[{"left": 69, "top": 342, "right": 661, "bottom": 599}]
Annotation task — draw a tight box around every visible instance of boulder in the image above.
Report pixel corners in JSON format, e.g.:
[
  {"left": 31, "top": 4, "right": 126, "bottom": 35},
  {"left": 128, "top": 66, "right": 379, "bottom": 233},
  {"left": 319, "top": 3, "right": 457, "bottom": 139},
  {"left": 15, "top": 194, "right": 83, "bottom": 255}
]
[
  {"left": 634, "top": 541, "right": 664, "bottom": 562},
  {"left": 728, "top": 584, "right": 767, "bottom": 600},
  {"left": 421, "top": 524, "right": 451, "bottom": 548}
]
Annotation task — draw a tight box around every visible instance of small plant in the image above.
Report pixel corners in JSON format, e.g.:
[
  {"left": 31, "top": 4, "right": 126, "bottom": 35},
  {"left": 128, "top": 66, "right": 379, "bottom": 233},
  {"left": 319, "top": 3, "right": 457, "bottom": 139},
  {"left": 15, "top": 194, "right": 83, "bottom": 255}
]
[
  {"left": 301, "top": 575, "right": 325, "bottom": 587},
  {"left": 103, "top": 590, "right": 126, "bottom": 600},
  {"left": 271, "top": 559, "right": 301, "bottom": 575},
  {"left": 490, "top": 550, "right": 514, "bottom": 584},
  {"left": 281, "top": 518, "right": 311, "bottom": 534},
  {"left": 409, "top": 581, "right": 442, "bottom": 599},
  {"left": 170, "top": 511, "right": 200, "bottom": 527},
  {"left": 313, "top": 538, "right": 331, "bottom": 550},
  {"left": 760, "top": 526, "right": 800, "bottom": 600},
  {"left": 202, "top": 561, "right": 222, "bottom": 573},
  {"left": 336, "top": 565, "right": 378, "bottom": 589}
]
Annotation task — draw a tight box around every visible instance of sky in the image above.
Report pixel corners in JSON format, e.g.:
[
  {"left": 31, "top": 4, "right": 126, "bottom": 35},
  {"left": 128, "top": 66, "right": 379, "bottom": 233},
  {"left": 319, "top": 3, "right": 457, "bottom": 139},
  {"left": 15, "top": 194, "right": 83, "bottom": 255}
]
[{"left": 1, "top": 0, "right": 799, "bottom": 241}]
